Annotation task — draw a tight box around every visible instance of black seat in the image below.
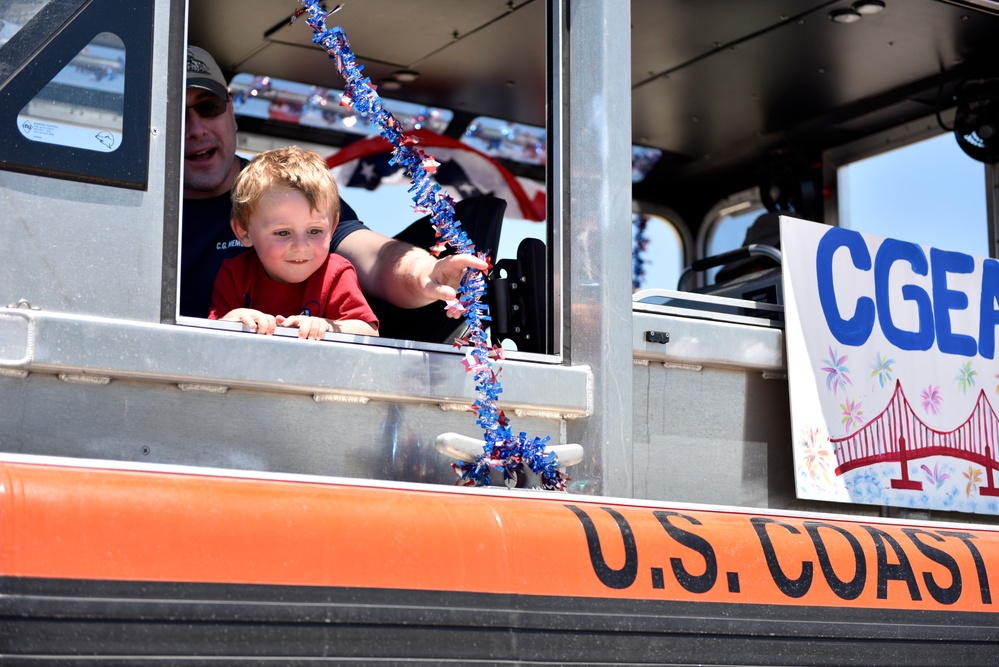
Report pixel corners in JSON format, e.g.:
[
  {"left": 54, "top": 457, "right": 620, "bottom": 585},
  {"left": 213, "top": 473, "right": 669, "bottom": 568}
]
[
  {"left": 369, "top": 195, "right": 506, "bottom": 343},
  {"left": 487, "top": 237, "right": 547, "bottom": 354}
]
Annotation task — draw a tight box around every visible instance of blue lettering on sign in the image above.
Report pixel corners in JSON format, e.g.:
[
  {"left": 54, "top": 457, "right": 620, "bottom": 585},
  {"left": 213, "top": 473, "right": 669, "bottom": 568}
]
[
  {"left": 816, "top": 227, "right": 999, "bottom": 358},
  {"left": 816, "top": 227, "right": 875, "bottom": 347},
  {"left": 874, "top": 239, "right": 932, "bottom": 352},
  {"left": 931, "top": 248, "right": 976, "bottom": 357},
  {"left": 979, "top": 260, "right": 999, "bottom": 360}
]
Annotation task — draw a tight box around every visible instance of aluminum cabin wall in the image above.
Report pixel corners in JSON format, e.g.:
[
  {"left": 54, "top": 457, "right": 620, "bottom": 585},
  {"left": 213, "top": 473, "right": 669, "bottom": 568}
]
[
  {"left": 0, "top": 1, "right": 182, "bottom": 323},
  {"left": 0, "top": 1, "right": 597, "bottom": 492},
  {"left": 559, "top": 0, "right": 635, "bottom": 497}
]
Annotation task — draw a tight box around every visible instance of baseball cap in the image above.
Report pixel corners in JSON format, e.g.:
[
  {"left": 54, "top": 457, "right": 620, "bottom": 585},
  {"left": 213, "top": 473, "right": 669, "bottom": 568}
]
[{"left": 186, "top": 46, "right": 228, "bottom": 100}]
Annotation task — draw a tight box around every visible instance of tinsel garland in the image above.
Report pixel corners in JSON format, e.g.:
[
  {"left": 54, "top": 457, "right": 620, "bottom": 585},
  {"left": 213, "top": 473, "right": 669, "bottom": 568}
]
[
  {"left": 295, "top": 0, "right": 565, "bottom": 490},
  {"left": 632, "top": 213, "right": 650, "bottom": 291}
]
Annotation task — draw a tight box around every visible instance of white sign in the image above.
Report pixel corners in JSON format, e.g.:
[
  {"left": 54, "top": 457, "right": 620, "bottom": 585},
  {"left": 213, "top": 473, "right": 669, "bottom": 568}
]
[{"left": 783, "top": 218, "right": 999, "bottom": 515}]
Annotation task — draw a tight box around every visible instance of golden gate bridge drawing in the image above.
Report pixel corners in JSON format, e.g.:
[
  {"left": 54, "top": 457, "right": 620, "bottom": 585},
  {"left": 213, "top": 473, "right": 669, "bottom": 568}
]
[{"left": 830, "top": 380, "right": 999, "bottom": 496}]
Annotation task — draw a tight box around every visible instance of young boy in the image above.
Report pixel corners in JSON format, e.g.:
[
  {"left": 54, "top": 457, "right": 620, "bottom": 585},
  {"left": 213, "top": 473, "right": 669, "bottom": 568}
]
[{"left": 208, "top": 146, "right": 379, "bottom": 339}]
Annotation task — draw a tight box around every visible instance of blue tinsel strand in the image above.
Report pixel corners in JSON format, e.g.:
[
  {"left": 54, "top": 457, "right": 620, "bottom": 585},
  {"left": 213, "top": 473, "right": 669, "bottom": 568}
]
[
  {"left": 298, "top": 0, "right": 566, "bottom": 491},
  {"left": 632, "top": 213, "right": 650, "bottom": 292}
]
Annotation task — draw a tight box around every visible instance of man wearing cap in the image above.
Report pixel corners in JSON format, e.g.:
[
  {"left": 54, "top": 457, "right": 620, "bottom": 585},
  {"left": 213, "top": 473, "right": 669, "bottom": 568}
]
[{"left": 180, "top": 46, "right": 487, "bottom": 321}]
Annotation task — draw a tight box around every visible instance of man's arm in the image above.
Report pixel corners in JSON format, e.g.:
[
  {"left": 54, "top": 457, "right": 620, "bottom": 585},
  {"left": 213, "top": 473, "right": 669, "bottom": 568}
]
[{"left": 336, "top": 228, "right": 488, "bottom": 309}]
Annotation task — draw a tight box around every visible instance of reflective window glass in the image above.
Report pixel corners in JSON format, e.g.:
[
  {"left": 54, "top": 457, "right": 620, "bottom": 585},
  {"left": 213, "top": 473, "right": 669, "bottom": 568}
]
[
  {"left": 0, "top": 1, "right": 50, "bottom": 43},
  {"left": 632, "top": 146, "right": 662, "bottom": 183},
  {"left": 463, "top": 116, "right": 546, "bottom": 167},
  {"left": 16, "top": 31, "right": 124, "bottom": 152},
  {"left": 230, "top": 73, "right": 452, "bottom": 136}
]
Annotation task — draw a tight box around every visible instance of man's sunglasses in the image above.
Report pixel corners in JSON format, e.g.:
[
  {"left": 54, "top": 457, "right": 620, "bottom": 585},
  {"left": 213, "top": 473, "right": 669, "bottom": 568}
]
[{"left": 186, "top": 96, "right": 229, "bottom": 119}]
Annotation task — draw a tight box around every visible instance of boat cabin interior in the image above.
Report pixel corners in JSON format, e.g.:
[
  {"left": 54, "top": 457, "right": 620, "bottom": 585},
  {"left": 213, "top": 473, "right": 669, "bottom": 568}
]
[{"left": 191, "top": 0, "right": 999, "bottom": 263}]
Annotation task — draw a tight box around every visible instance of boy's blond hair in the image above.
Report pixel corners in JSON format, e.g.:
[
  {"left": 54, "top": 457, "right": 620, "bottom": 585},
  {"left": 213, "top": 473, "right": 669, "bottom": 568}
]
[{"left": 231, "top": 146, "right": 340, "bottom": 231}]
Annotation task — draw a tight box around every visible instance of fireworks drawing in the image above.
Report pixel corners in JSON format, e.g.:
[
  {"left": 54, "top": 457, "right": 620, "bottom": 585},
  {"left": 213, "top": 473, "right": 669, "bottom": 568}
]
[
  {"left": 870, "top": 352, "right": 895, "bottom": 389},
  {"left": 821, "top": 346, "right": 852, "bottom": 396}
]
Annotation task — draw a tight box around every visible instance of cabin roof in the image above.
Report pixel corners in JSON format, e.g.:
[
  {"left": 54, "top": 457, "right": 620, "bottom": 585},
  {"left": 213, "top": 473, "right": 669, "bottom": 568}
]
[{"left": 190, "top": 0, "right": 999, "bottom": 220}]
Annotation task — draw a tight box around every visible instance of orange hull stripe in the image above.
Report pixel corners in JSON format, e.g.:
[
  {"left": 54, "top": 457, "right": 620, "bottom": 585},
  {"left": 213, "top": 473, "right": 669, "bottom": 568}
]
[{"left": 2, "top": 460, "right": 998, "bottom": 612}]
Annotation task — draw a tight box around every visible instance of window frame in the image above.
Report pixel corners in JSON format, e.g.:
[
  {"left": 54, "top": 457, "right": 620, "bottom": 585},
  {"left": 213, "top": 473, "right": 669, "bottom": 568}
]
[{"left": 0, "top": 0, "right": 153, "bottom": 190}]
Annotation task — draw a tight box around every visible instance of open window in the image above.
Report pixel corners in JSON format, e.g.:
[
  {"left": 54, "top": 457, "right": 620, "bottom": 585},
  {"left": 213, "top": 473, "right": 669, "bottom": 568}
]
[
  {"left": 181, "top": 68, "right": 553, "bottom": 352},
  {"left": 180, "top": 1, "right": 557, "bottom": 354}
]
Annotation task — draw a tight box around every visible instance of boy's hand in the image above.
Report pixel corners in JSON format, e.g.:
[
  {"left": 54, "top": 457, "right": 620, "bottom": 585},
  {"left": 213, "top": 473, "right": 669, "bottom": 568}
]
[
  {"left": 277, "top": 314, "right": 331, "bottom": 340},
  {"left": 223, "top": 308, "right": 277, "bottom": 335}
]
